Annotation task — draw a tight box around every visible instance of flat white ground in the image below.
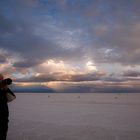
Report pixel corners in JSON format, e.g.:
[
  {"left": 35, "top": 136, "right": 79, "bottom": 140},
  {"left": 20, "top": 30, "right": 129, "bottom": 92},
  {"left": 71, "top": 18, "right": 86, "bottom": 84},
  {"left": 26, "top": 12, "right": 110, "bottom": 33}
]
[{"left": 7, "top": 93, "right": 140, "bottom": 140}]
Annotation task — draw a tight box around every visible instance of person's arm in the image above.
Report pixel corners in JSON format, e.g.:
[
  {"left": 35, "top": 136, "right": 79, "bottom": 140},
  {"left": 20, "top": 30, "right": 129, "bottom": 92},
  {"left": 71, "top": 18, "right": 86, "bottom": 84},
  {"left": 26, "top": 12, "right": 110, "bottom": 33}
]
[{"left": 7, "top": 88, "right": 16, "bottom": 97}]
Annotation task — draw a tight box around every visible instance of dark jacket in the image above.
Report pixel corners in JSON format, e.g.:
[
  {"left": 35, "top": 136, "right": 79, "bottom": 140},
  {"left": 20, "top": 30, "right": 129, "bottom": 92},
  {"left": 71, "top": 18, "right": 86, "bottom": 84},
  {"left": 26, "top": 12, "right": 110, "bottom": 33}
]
[{"left": 0, "top": 89, "right": 9, "bottom": 117}]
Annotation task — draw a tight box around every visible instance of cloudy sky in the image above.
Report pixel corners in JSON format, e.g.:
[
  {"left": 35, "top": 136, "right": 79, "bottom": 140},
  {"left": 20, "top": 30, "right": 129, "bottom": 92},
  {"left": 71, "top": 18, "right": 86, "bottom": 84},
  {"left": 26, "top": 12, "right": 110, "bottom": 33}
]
[{"left": 0, "top": 0, "right": 140, "bottom": 93}]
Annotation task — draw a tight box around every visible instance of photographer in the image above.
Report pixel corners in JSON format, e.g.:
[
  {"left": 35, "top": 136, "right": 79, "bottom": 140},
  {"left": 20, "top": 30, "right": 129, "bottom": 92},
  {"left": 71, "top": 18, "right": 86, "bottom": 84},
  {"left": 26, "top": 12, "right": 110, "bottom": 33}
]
[{"left": 0, "top": 74, "right": 13, "bottom": 140}]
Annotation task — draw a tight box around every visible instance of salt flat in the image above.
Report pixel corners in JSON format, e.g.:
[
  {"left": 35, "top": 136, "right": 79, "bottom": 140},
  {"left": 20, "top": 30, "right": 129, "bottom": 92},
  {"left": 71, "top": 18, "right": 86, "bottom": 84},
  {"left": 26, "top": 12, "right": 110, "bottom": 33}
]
[{"left": 7, "top": 93, "right": 140, "bottom": 140}]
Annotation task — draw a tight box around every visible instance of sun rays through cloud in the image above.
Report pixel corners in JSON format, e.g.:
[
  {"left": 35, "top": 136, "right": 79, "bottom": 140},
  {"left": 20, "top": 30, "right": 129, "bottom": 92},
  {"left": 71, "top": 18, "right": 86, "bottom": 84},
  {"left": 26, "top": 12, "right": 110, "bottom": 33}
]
[{"left": 0, "top": 0, "right": 140, "bottom": 92}]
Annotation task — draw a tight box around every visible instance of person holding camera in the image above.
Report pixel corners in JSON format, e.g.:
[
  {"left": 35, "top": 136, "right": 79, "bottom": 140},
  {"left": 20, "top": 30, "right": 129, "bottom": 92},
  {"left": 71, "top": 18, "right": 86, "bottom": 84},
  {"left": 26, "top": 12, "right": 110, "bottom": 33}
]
[{"left": 0, "top": 74, "right": 15, "bottom": 140}]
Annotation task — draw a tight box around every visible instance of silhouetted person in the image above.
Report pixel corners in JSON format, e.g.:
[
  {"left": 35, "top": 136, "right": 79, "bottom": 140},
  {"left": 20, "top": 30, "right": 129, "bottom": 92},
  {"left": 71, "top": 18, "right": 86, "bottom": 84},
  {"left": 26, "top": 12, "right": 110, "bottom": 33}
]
[{"left": 0, "top": 74, "right": 14, "bottom": 140}]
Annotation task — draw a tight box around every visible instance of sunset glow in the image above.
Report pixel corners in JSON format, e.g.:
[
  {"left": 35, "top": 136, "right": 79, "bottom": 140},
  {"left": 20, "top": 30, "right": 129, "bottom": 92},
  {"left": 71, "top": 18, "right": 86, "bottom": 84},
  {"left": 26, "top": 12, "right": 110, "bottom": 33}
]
[{"left": 0, "top": 0, "right": 140, "bottom": 92}]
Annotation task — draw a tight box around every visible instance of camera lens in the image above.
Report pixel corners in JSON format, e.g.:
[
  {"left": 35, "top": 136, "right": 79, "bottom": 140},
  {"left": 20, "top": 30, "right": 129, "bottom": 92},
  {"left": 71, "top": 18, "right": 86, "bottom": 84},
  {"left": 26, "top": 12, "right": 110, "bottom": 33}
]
[{"left": 5, "top": 78, "right": 12, "bottom": 85}]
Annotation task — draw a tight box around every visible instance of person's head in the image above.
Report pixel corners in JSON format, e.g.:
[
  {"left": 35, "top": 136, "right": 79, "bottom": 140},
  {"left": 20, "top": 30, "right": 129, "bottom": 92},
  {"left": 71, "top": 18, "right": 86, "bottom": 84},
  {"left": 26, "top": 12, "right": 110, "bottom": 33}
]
[
  {"left": 4, "top": 78, "right": 12, "bottom": 85},
  {"left": 0, "top": 74, "right": 12, "bottom": 85}
]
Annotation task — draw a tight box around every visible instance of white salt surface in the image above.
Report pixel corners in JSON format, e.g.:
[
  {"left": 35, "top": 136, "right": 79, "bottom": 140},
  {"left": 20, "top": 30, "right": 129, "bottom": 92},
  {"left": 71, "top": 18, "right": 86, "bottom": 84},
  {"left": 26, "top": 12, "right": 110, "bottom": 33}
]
[{"left": 7, "top": 93, "right": 140, "bottom": 140}]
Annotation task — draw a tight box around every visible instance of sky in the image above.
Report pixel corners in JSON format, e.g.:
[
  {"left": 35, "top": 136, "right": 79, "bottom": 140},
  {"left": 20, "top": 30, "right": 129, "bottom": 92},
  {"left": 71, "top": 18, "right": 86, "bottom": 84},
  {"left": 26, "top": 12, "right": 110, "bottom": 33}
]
[{"left": 0, "top": 0, "right": 140, "bottom": 93}]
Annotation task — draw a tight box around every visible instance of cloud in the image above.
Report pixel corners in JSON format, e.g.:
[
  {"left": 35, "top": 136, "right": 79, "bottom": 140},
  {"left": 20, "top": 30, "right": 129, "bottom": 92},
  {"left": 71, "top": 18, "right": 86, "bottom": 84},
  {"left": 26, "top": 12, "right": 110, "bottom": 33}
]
[
  {"left": 0, "top": 0, "right": 140, "bottom": 66},
  {"left": 13, "top": 60, "right": 41, "bottom": 68},
  {"left": 13, "top": 60, "right": 105, "bottom": 83},
  {"left": 0, "top": 0, "right": 140, "bottom": 92},
  {"left": 122, "top": 69, "right": 140, "bottom": 84},
  {"left": 0, "top": 55, "right": 7, "bottom": 63},
  {"left": 123, "top": 70, "right": 140, "bottom": 77},
  {"left": 0, "top": 48, "right": 21, "bottom": 74},
  {"left": 15, "top": 72, "right": 104, "bottom": 83}
]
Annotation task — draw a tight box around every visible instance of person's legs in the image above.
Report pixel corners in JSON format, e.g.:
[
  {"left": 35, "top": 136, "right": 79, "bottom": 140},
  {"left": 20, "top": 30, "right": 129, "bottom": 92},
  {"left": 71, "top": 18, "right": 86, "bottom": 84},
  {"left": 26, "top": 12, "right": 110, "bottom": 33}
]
[
  {"left": 0, "top": 102, "right": 9, "bottom": 140},
  {"left": 0, "top": 117, "right": 9, "bottom": 140}
]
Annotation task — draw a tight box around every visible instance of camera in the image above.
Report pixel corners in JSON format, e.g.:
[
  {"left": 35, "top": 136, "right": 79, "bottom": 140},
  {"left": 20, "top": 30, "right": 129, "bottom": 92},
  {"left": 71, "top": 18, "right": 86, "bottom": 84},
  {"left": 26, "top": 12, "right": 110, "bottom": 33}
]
[{"left": 0, "top": 78, "right": 12, "bottom": 87}]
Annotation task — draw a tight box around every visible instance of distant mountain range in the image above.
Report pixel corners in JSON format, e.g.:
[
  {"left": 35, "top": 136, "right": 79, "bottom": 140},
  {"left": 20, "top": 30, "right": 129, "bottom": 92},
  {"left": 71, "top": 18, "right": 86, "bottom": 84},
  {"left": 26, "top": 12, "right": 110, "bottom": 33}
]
[{"left": 10, "top": 85, "right": 54, "bottom": 93}]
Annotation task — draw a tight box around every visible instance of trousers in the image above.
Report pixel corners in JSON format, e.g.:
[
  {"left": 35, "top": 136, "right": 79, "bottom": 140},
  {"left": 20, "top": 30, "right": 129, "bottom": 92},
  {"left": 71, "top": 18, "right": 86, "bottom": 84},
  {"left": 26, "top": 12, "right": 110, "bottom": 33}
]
[{"left": 0, "top": 102, "right": 9, "bottom": 140}]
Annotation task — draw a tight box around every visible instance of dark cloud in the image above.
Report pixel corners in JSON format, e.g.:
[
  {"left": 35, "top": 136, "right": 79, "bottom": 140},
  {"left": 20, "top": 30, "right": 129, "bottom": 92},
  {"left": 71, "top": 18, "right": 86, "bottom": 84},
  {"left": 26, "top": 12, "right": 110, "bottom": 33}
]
[
  {"left": 0, "top": 0, "right": 139, "bottom": 67},
  {"left": 0, "top": 55, "right": 7, "bottom": 63},
  {"left": 0, "top": 13, "right": 16, "bottom": 33},
  {"left": 102, "top": 76, "right": 126, "bottom": 83},
  {"left": 0, "top": 0, "right": 140, "bottom": 92},
  {"left": 0, "top": 0, "right": 87, "bottom": 67},
  {"left": 13, "top": 60, "right": 42, "bottom": 68},
  {"left": 15, "top": 71, "right": 106, "bottom": 82},
  {"left": 85, "top": 21, "right": 140, "bottom": 65},
  {"left": 0, "top": 48, "right": 16, "bottom": 64},
  {"left": 123, "top": 70, "right": 140, "bottom": 77}
]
